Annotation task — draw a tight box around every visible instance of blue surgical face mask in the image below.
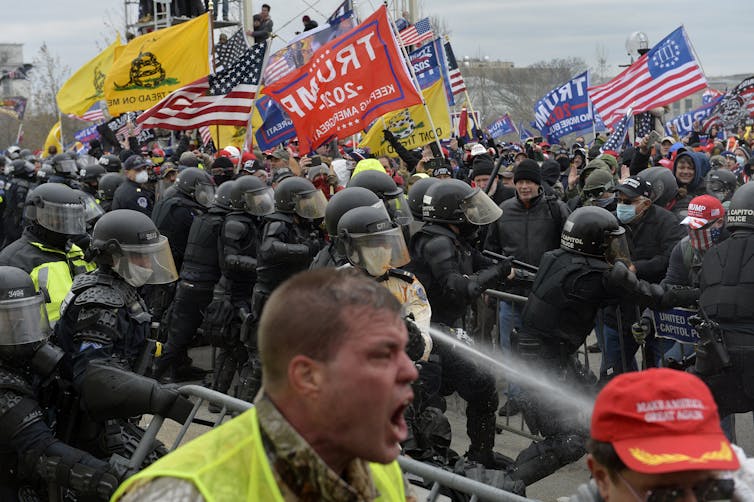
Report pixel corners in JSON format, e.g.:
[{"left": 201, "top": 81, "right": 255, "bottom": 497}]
[
  {"left": 595, "top": 195, "right": 615, "bottom": 208},
  {"left": 736, "top": 155, "right": 746, "bottom": 167},
  {"left": 616, "top": 202, "right": 637, "bottom": 223}
]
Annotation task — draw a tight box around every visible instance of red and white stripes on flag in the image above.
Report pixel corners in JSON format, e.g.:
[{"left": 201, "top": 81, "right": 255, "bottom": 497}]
[
  {"left": 398, "top": 18, "right": 433, "bottom": 47},
  {"left": 443, "top": 41, "right": 466, "bottom": 95},
  {"left": 137, "top": 42, "right": 268, "bottom": 130},
  {"left": 588, "top": 26, "right": 707, "bottom": 129},
  {"left": 199, "top": 126, "right": 212, "bottom": 146},
  {"left": 69, "top": 102, "right": 106, "bottom": 123}
]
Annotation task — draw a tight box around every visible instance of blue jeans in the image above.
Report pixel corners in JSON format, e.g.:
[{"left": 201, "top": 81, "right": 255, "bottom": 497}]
[
  {"left": 597, "top": 323, "right": 675, "bottom": 380},
  {"left": 499, "top": 301, "right": 523, "bottom": 399}
]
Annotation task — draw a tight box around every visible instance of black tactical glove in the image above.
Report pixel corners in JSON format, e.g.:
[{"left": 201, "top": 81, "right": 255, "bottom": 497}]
[
  {"left": 661, "top": 287, "right": 700, "bottom": 309},
  {"left": 605, "top": 260, "right": 637, "bottom": 290},
  {"left": 404, "top": 316, "right": 426, "bottom": 362},
  {"left": 203, "top": 295, "right": 234, "bottom": 345},
  {"left": 383, "top": 129, "right": 396, "bottom": 142},
  {"left": 631, "top": 316, "right": 654, "bottom": 344},
  {"left": 306, "top": 237, "right": 323, "bottom": 257}
]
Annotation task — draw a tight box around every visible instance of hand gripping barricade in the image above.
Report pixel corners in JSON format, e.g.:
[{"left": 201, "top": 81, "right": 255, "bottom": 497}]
[{"left": 127, "top": 384, "right": 539, "bottom": 502}]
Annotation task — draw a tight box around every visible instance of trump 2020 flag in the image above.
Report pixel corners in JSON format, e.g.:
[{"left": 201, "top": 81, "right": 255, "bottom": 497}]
[
  {"left": 262, "top": 6, "right": 422, "bottom": 153},
  {"left": 254, "top": 95, "right": 296, "bottom": 150},
  {"left": 534, "top": 71, "right": 593, "bottom": 142},
  {"left": 487, "top": 114, "right": 517, "bottom": 139},
  {"left": 408, "top": 41, "right": 442, "bottom": 90},
  {"left": 588, "top": 26, "right": 707, "bottom": 128}
]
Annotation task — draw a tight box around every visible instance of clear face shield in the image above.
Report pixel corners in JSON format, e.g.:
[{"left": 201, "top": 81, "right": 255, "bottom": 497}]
[
  {"left": 346, "top": 227, "right": 410, "bottom": 277},
  {"left": 385, "top": 193, "right": 413, "bottom": 226},
  {"left": 605, "top": 229, "right": 631, "bottom": 265},
  {"left": 55, "top": 158, "right": 78, "bottom": 174},
  {"left": 80, "top": 193, "right": 105, "bottom": 224},
  {"left": 0, "top": 294, "right": 51, "bottom": 346},
  {"left": 293, "top": 189, "right": 328, "bottom": 219},
  {"left": 36, "top": 200, "right": 87, "bottom": 235},
  {"left": 706, "top": 179, "right": 730, "bottom": 202},
  {"left": 112, "top": 236, "right": 179, "bottom": 288},
  {"left": 194, "top": 183, "right": 216, "bottom": 208},
  {"left": 243, "top": 186, "right": 275, "bottom": 216},
  {"left": 460, "top": 189, "right": 503, "bottom": 225}
]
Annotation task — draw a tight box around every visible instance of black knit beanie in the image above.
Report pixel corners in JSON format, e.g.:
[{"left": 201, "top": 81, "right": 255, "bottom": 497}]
[{"left": 514, "top": 159, "right": 541, "bottom": 185}]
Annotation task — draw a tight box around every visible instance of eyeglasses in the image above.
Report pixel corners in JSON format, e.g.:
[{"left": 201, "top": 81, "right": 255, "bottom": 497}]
[{"left": 618, "top": 472, "right": 734, "bottom": 502}]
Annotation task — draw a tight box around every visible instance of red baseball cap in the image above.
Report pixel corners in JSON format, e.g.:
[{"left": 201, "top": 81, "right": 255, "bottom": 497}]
[
  {"left": 591, "top": 368, "right": 739, "bottom": 474},
  {"left": 681, "top": 195, "right": 725, "bottom": 229}
]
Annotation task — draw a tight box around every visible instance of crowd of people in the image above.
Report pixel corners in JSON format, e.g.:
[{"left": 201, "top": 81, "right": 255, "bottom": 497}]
[{"left": 1, "top": 115, "right": 754, "bottom": 500}]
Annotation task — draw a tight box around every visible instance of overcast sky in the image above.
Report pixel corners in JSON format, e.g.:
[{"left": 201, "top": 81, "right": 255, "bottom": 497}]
[{"left": 6, "top": 0, "right": 752, "bottom": 81}]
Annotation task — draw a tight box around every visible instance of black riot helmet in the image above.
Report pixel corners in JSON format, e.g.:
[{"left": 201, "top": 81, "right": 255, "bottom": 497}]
[
  {"left": 636, "top": 166, "right": 678, "bottom": 207},
  {"left": 174, "top": 167, "right": 216, "bottom": 208},
  {"left": 347, "top": 170, "right": 412, "bottom": 226},
  {"left": 10, "top": 159, "right": 36, "bottom": 179},
  {"left": 235, "top": 175, "right": 274, "bottom": 216},
  {"left": 407, "top": 177, "right": 439, "bottom": 221},
  {"left": 725, "top": 181, "right": 754, "bottom": 231},
  {"left": 706, "top": 169, "right": 738, "bottom": 203},
  {"left": 51, "top": 153, "right": 79, "bottom": 176},
  {"left": 98, "top": 173, "right": 126, "bottom": 201},
  {"left": 0, "top": 266, "right": 53, "bottom": 364},
  {"left": 422, "top": 178, "right": 502, "bottom": 225},
  {"left": 337, "top": 205, "right": 410, "bottom": 277},
  {"left": 72, "top": 189, "right": 105, "bottom": 225},
  {"left": 25, "top": 183, "right": 87, "bottom": 236},
  {"left": 213, "top": 179, "right": 237, "bottom": 211},
  {"left": 79, "top": 163, "right": 106, "bottom": 183},
  {"left": 90, "top": 209, "right": 179, "bottom": 287},
  {"left": 98, "top": 154, "right": 122, "bottom": 173},
  {"left": 324, "top": 187, "right": 382, "bottom": 237},
  {"left": 274, "top": 176, "right": 327, "bottom": 219},
  {"left": 560, "top": 206, "right": 630, "bottom": 263},
  {"left": 19, "top": 148, "right": 32, "bottom": 160},
  {"left": 6, "top": 145, "right": 21, "bottom": 160}
]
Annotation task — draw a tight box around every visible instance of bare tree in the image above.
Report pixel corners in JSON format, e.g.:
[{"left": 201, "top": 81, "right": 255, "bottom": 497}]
[
  {"left": 28, "top": 42, "right": 70, "bottom": 116},
  {"left": 463, "top": 57, "right": 588, "bottom": 129}
]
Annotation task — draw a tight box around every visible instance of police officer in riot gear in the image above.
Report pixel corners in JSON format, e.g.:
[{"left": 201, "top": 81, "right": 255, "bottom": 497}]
[
  {"left": 697, "top": 182, "right": 754, "bottom": 419},
  {"left": 98, "top": 154, "right": 123, "bottom": 173},
  {"left": 408, "top": 178, "right": 511, "bottom": 468},
  {"left": 0, "top": 183, "right": 94, "bottom": 323},
  {"left": 310, "top": 186, "right": 382, "bottom": 269},
  {"left": 98, "top": 173, "right": 126, "bottom": 213},
  {"left": 510, "top": 206, "right": 672, "bottom": 485},
  {"left": 49, "top": 153, "right": 81, "bottom": 188},
  {"left": 55, "top": 209, "right": 179, "bottom": 382},
  {"left": 2, "top": 158, "right": 36, "bottom": 246},
  {"left": 153, "top": 181, "right": 237, "bottom": 382},
  {"left": 206, "top": 175, "right": 274, "bottom": 400},
  {"left": 79, "top": 162, "right": 107, "bottom": 201},
  {"left": 0, "top": 266, "right": 126, "bottom": 501},
  {"left": 347, "top": 169, "right": 413, "bottom": 229},
  {"left": 151, "top": 167, "right": 215, "bottom": 272}
]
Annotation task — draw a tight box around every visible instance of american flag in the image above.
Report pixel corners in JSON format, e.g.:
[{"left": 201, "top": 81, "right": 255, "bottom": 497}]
[
  {"left": 588, "top": 26, "right": 707, "bottom": 129},
  {"left": 398, "top": 18, "right": 433, "bottom": 47},
  {"left": 137, "top": 41, "right": 268, "bottom": 130},
  {"left": 601, "top": 107, "right": 633, "bottom": 154},
  {"left": 634, "top": 112, "right": 655, "bottom": 140},
  {"left": 216, "top": 29, "right": 248, "bottom": 72},
  {"left": 199, "top": 126, "right": 212, "bottom": 146},
  {"left": 73, "top": 102, "right": 106, "bottom": 123},
  {"left": 262, "top": 48, "right": 298, "bottom": 84},
  {"left": 443, "top": 41, "right": 466, "bottom": 96},
  {"left": 327, "top": 0, "right": 353, "bottom": 25}
]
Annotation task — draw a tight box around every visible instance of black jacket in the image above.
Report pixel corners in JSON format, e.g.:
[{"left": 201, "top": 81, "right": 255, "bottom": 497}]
[{"left": 484, "top": 191, "right": 570, "bottom": 295}]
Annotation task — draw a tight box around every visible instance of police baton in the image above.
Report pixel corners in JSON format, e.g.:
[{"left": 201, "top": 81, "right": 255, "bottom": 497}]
[
  {"left": 482, "top": 250, "right": 539, "bottom": 274},
  {"left": 483, "top": 154, "right": 505, "bottom": 195}
]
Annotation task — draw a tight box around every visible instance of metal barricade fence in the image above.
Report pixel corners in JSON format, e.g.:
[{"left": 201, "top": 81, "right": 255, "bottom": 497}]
[{"left": 131, "top": 384, "right": 538, "bottom": 502}]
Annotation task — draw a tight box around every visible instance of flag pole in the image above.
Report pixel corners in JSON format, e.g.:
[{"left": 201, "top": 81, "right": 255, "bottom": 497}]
[
  {"left": 206, "top": 6, "right": 221, "bottom": 154},
  {"left": 384, "top": 2, "right": 446, "bottom": 159},
  {"left": 15, "top": 123, "right": 23, "bottom": 145},
  {"left": 57, "top": 111, "right": 65, "bottom": 151},
  {"left": 240, "top": 39, "right": 274, "bottom": 172}
]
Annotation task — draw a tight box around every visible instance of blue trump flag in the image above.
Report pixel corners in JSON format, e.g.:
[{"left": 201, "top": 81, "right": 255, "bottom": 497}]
[
  {"left": 533, "top": 70, "right": 593, "bottom": 141},
  {"left": 254, "top": 95, "right": 296, "bottom": 150},
  {"left": 487, "top": 114, "right": 516, "bottom": 139},
  {"left": 665, "top": 96, "right": 722, "bottom": 136},
  {"left": 407, "top": 42, "right": 442, "bottom": 90}
]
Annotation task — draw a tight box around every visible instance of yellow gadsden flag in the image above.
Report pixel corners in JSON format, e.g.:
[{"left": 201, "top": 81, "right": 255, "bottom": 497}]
[
  {"left": 56, "top": 37, "right": 122, "bottom": 117},
  {"left": 210, "top": 125, "right": 248, "bottom": 151},
  {"left": 43, "top": 121, "right": 62, "bottom": 156},
  {"left": 359, "top": 79, "right": 451, "bottom": 156},
  {"left": 104, "top": 14, "right": 210, "bottom": 116}
]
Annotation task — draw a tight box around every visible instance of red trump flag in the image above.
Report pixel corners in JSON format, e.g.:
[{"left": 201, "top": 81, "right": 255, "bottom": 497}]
[{"left": 262, "top": 5, "right": 422, "bottom": 153}]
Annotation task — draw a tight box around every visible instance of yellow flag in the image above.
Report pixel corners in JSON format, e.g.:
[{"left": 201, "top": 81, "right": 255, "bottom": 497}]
[
  {"left": 359, "top": 80, "right": 451, "bottom": 156},
  {"left": 56, "top": 37, "right": 122, "bottom": 117},
  {"left": 210, "top": 125, "right": 247, "bottom": 150},
  {"left": 104, "top": 14, "right": 210, "bottom": 116},
  {"left": 43, "top": 121, "right": 62, "bottom": 157}
]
